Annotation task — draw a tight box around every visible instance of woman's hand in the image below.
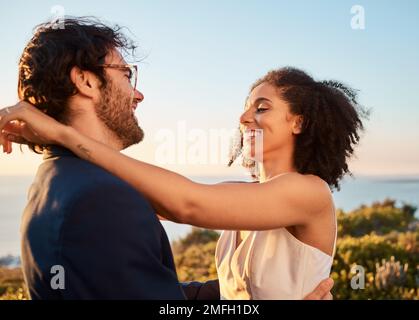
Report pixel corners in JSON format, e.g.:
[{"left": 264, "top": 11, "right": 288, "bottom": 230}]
[{"left": 0, "top": 101, "right": 67, "bottom": 153}]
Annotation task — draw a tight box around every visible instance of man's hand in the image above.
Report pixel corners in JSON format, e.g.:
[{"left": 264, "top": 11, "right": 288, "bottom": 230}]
[{"left": 303, "top": 278, "right": 334, "bottom": 300}]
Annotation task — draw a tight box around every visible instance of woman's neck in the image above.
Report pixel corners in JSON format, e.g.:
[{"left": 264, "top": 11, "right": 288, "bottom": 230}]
[{"left": 258, "top": 149, "right": 297, "bottom": 183}]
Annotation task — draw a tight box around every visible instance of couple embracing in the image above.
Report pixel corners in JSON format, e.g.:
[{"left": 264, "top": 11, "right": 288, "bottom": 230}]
[{"left": 0, "top": 17, "right": 366, "bottom": 300}]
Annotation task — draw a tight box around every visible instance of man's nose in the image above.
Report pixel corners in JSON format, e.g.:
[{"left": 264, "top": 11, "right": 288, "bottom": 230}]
[{"left": 134, "top": 89, "right": 144, "bottom": 103}]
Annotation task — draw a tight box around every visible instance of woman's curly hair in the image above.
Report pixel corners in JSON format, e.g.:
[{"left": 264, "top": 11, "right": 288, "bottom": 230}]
[
  {"left": 229, "top": 67, "right": 369, "bottom": 191},
  {"left": 17, "top": 16, "right": 137, "bottom": 152}
]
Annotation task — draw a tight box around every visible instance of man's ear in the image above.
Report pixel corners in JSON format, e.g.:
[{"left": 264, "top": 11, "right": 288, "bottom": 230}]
[
  {"left": 292, "top": 115, "right": 304, "bottom": 135},
  {"left": 70, "top": 66, "right": 101, "bottom": 98}
]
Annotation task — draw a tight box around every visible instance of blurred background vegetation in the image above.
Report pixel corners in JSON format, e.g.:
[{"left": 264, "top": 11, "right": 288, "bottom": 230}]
[{"left": 1, "top": 198, "right": 418, "bottom": 300}]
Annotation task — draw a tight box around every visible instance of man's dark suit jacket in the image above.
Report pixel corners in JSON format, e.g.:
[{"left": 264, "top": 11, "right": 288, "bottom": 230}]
[{"left": 20, "top": 147, "right": 219, "bottom": 300}]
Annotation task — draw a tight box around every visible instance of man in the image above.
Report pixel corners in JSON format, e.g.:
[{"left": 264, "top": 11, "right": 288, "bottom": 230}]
[{"left": 0, "top": 17, "right": 333, "bottom": 299}]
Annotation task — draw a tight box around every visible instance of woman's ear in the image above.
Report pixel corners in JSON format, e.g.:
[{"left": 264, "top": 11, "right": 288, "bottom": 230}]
[
  {"left": 292, "top": 115, "right": 304, "bottom": 134},
  {"left": 70, "top": 66, "right": 99, "bottom": 98}
]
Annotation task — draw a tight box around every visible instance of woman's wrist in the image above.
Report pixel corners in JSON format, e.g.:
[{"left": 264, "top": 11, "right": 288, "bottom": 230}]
[
  {"left": 57, "top": 124, "right": 77, "bottom": 148},
  {"left": 58, "top": 125, "right": 93, "bottom": 161}
]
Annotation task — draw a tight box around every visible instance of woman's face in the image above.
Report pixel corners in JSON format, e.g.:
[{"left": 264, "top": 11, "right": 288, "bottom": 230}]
[{"left": 239, "top": 82, "right": 302, "bottom": 162}]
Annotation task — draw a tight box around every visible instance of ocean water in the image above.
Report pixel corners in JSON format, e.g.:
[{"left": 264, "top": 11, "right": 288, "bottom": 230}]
[{"left": 1, "top": 174, "right": 419, "bottom": 257}]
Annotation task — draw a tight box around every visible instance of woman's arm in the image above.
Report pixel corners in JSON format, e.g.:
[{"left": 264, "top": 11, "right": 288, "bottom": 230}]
[
  {"left": 61, "top": 126, "right": 331, "bottom": 230},
  {"left": 157, "top": 181, "right": 250, "bottom": 222},
  {"left": 0, "top": 102, "right": 331, "bottom": 230}
]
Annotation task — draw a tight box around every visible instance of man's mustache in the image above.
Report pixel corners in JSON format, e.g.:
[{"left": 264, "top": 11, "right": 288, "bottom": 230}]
[{"left": 132, "top": 97, "right": 141, "bottom": 107}]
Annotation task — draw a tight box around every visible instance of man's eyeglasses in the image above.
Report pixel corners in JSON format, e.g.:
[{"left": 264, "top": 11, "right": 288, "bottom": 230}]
[{"left": 98, "top": 64, "right": 138, "bottom": 90}]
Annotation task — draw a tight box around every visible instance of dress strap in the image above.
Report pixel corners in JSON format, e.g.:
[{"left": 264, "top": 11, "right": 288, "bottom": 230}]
[{"left": 331, "top": 207, "right": 338, "bottom": 257}]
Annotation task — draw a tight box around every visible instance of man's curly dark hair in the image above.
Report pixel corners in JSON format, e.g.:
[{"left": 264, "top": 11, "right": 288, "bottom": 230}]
[
  {"left": 17, "top": 16, "right": 137, "bottom": 152},
  {"left": 229, "top": 67, "right": 369, "bottom": 191}
]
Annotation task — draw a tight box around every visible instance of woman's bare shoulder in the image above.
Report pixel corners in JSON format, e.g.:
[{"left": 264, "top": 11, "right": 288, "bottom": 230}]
[
  {"left": 270, "top": 172, "right": 329, "bottom": 188},
  {"left": 269, "top": 172, "right": 333, "bottom": 215},
  {"left": 217, "top": 180, "right": 258, "bottom": 184}
]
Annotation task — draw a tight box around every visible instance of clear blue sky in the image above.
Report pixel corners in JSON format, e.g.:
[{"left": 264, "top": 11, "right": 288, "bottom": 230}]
[{"left": 0, "top": 0, "right": 418, "bottom": 176}]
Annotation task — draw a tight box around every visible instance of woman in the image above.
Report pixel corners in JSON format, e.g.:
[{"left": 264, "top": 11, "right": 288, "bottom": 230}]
[{"left": 0, "top": 67, "right": 366, "bottom": 299}]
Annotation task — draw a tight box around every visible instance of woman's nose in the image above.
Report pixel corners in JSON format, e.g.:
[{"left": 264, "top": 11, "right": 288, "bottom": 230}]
[{"left": 240, "top": 109, "right": 254, "bottom": 125}]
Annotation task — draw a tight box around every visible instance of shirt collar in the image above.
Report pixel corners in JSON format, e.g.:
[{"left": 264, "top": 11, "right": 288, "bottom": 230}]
[{"left": 43, "top": 145, "right": 77, "bottom": 160}]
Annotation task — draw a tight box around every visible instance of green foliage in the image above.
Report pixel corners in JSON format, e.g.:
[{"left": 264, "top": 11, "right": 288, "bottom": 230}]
[
  {"left": 337, "top": 198, "right": 417, "bottom": 237},
  {"left": 173, "top": 227, "right": 220, "bottom": 282},
  {"left": 175, "top": 241, "right": 219, "bottom": 282},
  {"left": 0, "top": 267, "right": 28, "bottom": 300},
  {"left": 331, "top": 231, "right": 418, "bottom": 299},
  {"left": 172, "top": 227, "right": 220, "bottom": 255}
]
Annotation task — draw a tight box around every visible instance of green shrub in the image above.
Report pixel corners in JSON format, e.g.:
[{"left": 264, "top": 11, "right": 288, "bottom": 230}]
[
  {"left": 331, "top": 231, "right": 418, "bottom": 299},
  {"left": 0, "top": 267, "right": 28, "bottom": 300},
  {"left": 337, "top": 198, "right": 417, "bottom": 237}
]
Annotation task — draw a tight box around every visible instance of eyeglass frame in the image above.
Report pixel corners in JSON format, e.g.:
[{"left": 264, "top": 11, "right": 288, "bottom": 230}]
[{"left": 97, "top": 64, "right": 138, "bottom": 91}]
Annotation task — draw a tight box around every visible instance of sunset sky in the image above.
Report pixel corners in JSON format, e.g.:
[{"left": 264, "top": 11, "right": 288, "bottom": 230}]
[{"left": 0, "top": 0, "right": 418, "bottom": 177}]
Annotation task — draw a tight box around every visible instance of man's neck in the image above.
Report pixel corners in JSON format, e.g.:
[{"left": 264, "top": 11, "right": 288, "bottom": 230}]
[{"left": 68, "top": 113, "right": 123, "bottom": 151}]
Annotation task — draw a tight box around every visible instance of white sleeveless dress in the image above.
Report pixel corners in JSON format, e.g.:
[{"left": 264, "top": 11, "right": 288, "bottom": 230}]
[{"left": 215, "top": 227, "right": 336, "bottom": 300}]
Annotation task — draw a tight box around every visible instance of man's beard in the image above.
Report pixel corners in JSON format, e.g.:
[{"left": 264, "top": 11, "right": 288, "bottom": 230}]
[{"left": 94, "top": 79, "right": 144, "bottom": 149}]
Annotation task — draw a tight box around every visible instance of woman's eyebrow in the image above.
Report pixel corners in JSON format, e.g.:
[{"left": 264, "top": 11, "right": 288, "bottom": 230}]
[
  {"left": 244, "top": 97, "right": 272, "bottom": 110},
  {"left": 251, "top": 97, "right": 272, "bottom": 106}
]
